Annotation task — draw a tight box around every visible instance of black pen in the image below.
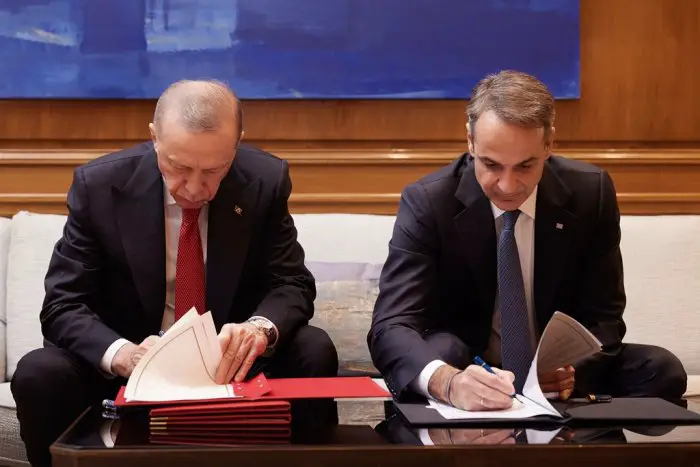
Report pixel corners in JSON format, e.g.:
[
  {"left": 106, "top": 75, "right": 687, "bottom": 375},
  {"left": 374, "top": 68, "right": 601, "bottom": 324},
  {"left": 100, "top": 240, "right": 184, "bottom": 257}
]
[{"left": 568, "top": 394, "right": 612, "bottom": 404}]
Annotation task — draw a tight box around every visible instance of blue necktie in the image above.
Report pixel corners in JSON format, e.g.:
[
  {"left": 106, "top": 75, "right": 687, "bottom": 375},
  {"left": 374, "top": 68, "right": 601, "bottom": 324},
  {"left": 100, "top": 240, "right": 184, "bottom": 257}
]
[{"left": 498, "top": 210, "right": 534, "bottom": 393}]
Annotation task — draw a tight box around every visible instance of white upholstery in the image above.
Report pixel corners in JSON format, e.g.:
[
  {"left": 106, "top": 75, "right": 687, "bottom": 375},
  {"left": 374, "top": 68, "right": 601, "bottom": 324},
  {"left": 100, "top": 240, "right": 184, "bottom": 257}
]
[
  {"left": 0, "top": 218, "right": 11, "bottom": 383},
  {"left": 0, "top": 211, "right": 697, "bottom": 395},
  {"left": 0, "top": 383, "right": 14, "bottom": 409},
  {"left": 620, "top": 216, "right": 700, "bottom": 375},
  {"left": 294, "top": 213, "right": 395, "bottom": 264},
  {"left": 5, "top": 212, "right": 67, "bottom": 380}
]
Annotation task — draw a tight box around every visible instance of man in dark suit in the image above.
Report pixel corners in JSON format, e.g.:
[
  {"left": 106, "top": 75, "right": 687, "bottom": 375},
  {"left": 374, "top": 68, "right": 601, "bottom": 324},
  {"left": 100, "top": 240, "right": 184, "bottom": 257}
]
[
  {"left": 368, "top": 70, "right": 686, "bottom": 412},
  {"left": 11, "top": 80, "right": 338, "bottom": 467}
]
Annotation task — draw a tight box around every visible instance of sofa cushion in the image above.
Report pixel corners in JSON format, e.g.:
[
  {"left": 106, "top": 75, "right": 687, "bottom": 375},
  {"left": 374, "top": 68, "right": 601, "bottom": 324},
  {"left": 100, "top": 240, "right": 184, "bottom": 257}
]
[
  {"left": 0, "top": 218, "right": 11, "bottom": 382},
  {"left": 0, "top": 383, "right": 14, "bottom": 410},
  {"left": 293, "top": 213, "right": 395, "bottom": 264},
  {"left": 5, "top": 212, "right": 67, "bottom": 380},
  {"left": 620, "top": 216, "right": 700, "bottom": 375},
  {"left": 293, "top": 214, "right": 395, "bottom": 372}
]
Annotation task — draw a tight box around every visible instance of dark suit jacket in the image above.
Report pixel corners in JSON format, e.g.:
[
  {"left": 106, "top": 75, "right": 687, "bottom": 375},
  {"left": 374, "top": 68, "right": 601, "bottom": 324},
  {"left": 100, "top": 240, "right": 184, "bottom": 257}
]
[
  {"left": 40, "top": 142, "right": 315, "bottom": 370},
  {"left": 368, "top": 153, "right": 626, "bottom": 397}
]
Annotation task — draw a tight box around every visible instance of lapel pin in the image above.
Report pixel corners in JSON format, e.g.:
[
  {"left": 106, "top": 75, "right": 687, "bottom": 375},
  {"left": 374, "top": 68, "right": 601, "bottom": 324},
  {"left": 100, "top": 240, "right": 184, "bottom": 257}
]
[
  {"left": 556, "top": 223, "right": 564, "bottom": 230},
  {"left": 234, "top": 205, "right": 243, "bottom": 216}
]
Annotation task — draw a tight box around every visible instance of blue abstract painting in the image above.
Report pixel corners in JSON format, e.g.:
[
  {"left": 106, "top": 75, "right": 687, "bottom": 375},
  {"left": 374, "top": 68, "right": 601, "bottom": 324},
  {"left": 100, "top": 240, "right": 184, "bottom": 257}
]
[{"left": 0, "top": 0, "right": 580, "bottom": 99}]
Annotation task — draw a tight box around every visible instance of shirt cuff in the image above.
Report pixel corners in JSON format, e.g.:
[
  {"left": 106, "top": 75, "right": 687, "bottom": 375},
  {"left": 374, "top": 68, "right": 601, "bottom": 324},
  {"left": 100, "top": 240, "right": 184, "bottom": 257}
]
[
  {"left": 100, "top": 338, "right": 131, "bottom": 376},
  {"left": 411, "top": 359, "right": 447, "bottom": 399},
  {"left": 247, "top": 316, "right": 279, "bottom": 348}
]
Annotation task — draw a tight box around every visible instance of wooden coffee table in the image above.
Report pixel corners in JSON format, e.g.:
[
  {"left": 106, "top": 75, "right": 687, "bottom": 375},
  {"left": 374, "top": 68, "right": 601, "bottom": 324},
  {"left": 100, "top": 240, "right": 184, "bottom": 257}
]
[{"left": 51, "top": 399, "right": 700, "bottom": 467}]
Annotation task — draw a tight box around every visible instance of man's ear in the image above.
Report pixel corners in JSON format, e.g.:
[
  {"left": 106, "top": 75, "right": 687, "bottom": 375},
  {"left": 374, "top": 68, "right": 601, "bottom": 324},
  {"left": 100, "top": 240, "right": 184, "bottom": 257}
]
[
  {"left": 148, "top": 123, "right": 157, "bottom": 143},
  {"left": 544, "top": 126, "right": 555, "bottom": 160},
  {"left": 466, "top": 122, "right": 475, "bottom": 154}
]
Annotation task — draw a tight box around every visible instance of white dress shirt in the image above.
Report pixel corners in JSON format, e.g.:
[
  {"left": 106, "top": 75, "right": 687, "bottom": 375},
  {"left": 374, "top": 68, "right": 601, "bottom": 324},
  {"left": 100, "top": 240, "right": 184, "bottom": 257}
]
[
  {"left": 99, "top": 187, "right": 209, "bottom": 374},
  {"left": 411, "top": 186, "right": 539, "bottom": 398}
]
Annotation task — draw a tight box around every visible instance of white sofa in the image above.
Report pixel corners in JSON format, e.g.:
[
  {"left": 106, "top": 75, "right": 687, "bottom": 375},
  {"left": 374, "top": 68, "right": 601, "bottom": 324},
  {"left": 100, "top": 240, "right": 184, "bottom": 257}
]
[{"left": 1, "top": 211, "right": 699, "bottom": 465}]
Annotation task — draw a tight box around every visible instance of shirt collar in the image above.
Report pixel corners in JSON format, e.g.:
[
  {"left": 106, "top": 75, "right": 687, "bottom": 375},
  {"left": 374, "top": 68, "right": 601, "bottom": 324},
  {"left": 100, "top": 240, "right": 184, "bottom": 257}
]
[
  {"left": 490, "top": 185, "right": 538, "bottom": 220},
  {"left": 163, "top": 179, "right": 178, "bottom": 206}
]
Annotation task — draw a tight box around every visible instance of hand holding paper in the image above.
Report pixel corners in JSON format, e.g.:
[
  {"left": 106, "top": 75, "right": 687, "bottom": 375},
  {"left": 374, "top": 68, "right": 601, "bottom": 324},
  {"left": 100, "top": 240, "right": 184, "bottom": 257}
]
[
  {"left": 215, "top": 322, "right": 269, "bottom": 384},
  {"left": 124, "top": 308, "right": 236, "bottom": 402},
  {"left": 111, "top": 334, "right": 162, "bottom": 378},
  {"left": 539, "top": 365, "right": 576, "bottom": 400}
]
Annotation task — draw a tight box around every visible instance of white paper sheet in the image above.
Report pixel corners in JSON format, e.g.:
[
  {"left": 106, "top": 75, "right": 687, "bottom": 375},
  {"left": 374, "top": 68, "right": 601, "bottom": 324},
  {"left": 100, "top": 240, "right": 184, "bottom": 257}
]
[
  {"left": 427, "top": 395, "right": 555, "bottom": 420},
  {"left": 124, "top": 308, "right": 235, "bottom": 402},
  {"left": 536, "top": 312, "right": 602, "bottom": 374}
]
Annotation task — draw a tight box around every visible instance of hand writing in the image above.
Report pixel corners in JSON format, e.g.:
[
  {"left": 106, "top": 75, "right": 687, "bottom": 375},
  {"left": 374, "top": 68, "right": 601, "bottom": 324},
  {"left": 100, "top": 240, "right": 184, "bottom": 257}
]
[
  {"left": 539, "top": 365, "right": 575, "bottom": 400},
  {"left": 111, "top": 335, "right": 160, "bottom": 378},
  {"left": 428, "top": 428, "right": 516, "bottom": 445},
  {"left": 215, "top": 323, "right": 269, "bottom": 384},
  {"left": 448, "top": 365, "right": 516, "bottom": 412}
]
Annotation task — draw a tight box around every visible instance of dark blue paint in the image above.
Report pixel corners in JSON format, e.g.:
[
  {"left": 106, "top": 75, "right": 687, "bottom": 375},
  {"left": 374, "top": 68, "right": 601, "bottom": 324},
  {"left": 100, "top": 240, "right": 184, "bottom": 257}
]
[{"left": 0, "top": 0, "right": 580, "bottom": 99}]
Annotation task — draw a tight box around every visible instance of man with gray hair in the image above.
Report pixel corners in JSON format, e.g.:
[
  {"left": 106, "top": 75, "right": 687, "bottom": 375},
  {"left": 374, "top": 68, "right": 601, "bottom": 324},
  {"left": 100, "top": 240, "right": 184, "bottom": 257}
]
[{"left": 11, "top": 80, "right": 339, "bottom": 467}]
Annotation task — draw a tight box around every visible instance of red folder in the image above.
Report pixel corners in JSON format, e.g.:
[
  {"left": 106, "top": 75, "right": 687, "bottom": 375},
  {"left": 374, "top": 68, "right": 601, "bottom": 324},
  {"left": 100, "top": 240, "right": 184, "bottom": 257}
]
[
  {"left": 115, "top": 375, "right": 389, "bottom": 408},
  {"left": 148, "top": 399, "right": 292, "bottom": 445},
  {"left": 150, "top": 400, "right": 290, "bottom": 417},
  {"left": 150, "top": 414, "right": 291, "bottom": 423}
]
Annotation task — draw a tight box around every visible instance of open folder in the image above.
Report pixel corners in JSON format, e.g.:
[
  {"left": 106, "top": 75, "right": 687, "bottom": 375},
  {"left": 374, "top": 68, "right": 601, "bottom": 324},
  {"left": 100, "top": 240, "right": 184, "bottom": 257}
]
[
  {"left": 115, "top": 308, "right": 389, "bottom": 407},
  {"left": 394, "top": 312, "right": 700, "bottom": 427}
]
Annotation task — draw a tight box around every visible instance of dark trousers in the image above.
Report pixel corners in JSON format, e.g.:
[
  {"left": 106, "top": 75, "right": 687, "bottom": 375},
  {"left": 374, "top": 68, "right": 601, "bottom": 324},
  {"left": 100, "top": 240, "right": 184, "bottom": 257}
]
[
  {"left": 422, "top": 331, "right": 688, "bottom": 399},
  {"left": 260, "top": 325, "right": 339, "bottom": 441},
  {"left": 11, "top": 346, "right": 121, "bottom": 467},
  {"left": 11, "top": 324, "right": 339, "bottom": 467}
]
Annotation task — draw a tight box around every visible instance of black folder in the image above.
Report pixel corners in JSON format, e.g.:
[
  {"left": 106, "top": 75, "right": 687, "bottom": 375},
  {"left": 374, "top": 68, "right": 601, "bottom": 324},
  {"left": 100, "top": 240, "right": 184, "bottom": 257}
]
[{"left": 394, "top": 397, "right": 700, "bottom": 428}]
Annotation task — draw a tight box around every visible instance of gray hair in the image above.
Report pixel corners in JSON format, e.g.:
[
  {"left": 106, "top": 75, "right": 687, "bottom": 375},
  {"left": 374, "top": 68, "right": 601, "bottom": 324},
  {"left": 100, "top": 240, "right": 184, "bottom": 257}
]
[{"left": 153, "top": 79, "right": 243, "bottom": 136}]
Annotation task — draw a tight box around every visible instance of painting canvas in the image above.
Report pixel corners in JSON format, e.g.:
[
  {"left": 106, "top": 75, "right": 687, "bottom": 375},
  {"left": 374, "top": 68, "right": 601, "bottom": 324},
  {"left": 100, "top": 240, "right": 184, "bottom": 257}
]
[{"left": 0, "top": 0, "right": 580, "bottom": 99}]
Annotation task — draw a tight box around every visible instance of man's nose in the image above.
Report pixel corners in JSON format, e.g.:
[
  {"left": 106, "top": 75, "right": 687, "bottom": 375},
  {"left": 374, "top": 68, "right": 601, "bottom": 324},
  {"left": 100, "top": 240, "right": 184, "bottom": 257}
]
[
  {"left": 498, "top": 171, "right": 518, "bottom": 194},
  {"left": 184, "top": 172, "right": 204, "bottom": 198}
]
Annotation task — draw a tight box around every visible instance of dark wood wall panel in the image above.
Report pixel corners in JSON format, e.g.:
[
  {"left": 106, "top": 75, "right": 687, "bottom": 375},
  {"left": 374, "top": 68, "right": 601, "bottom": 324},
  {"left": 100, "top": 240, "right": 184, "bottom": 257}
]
[
  {"left": 2, "top": 149, "right": 699, "bottom": 216},
  {"left": 0, "top": 0, "right": 699, "bottom": 217}
]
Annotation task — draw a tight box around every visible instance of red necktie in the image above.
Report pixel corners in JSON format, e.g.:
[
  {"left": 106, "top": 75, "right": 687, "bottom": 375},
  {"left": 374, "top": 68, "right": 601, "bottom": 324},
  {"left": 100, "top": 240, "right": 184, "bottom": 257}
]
[{"left": 174, "top": 208, "right": 206, "bottom": 322}]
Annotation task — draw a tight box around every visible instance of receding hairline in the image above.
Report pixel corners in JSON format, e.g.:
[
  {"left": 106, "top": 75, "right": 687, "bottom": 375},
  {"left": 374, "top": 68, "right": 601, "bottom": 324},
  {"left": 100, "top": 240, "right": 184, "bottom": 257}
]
[{"left": 152, "top": 79, "right": 243, "bottom": 136}]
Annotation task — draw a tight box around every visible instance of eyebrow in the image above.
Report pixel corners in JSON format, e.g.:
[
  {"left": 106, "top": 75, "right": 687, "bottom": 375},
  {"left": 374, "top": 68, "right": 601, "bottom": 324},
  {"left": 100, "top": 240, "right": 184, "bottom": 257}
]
[
  {"left": 478, "top": 155, "right": 537, "bottom": 166},
  {"left": 517, "top": 157, "right": 537, "bottom": 165}
]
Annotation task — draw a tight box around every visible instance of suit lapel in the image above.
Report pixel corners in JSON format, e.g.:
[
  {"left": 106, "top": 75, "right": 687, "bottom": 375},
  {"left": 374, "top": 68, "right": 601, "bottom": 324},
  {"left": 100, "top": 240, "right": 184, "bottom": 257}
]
[
  {"left": 534, "top": 163, "right": 577, "bottom": 332},
  {"left": 453, "top": 158, "right": 498, "bottom": 319},
  {"left": 206, "top": 168, "right": 258, "bottom": 328},
  {"left": 113, "top": 149, "right": 166, "bottom": 332}
]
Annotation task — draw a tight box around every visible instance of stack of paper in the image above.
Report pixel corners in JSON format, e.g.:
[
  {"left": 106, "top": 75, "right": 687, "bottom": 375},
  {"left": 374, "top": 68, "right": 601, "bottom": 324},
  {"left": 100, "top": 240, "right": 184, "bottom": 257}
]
[{"left": 149, "top": 400, "right": 292, "bottom": 446}]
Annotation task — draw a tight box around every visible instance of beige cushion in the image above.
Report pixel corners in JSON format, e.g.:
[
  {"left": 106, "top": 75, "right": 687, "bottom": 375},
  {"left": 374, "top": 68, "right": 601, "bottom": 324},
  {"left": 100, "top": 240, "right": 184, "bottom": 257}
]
[
  {"left": 0, "top": 383, "right": 14, "bottom": 409},
  {"left": 0, "top": 218, "right": 11, "bottom": 382},
  {"left": 620, "top": 216, "right": 700, "bottom": 375},
  {"left": 5, "top": 212, "right": 67, "bottom": 380}
]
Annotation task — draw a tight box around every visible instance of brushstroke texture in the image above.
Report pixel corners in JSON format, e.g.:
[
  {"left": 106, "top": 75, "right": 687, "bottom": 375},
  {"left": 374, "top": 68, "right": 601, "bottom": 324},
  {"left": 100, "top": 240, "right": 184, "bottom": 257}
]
[{"left": 0, "top": 0, "right": 580, "bottom": 99}]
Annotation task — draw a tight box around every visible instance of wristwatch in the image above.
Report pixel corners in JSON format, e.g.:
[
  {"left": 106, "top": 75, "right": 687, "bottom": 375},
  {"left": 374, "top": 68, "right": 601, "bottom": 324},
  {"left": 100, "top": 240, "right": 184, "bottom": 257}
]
[{"left": 247, "top": 317, "right": 278, "bottom": 350}]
